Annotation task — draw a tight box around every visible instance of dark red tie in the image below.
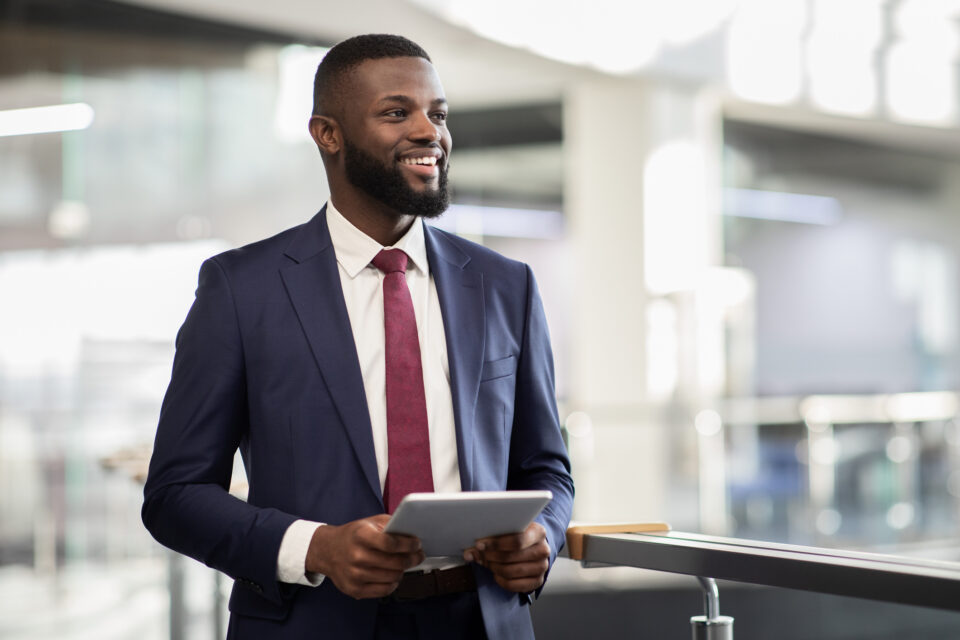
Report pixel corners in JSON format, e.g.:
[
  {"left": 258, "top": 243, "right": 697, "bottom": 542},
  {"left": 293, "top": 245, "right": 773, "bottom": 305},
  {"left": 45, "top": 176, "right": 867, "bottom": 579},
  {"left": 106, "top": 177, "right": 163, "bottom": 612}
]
[{"left": 372, "top": 249, "right": 434, "bottom": 513}]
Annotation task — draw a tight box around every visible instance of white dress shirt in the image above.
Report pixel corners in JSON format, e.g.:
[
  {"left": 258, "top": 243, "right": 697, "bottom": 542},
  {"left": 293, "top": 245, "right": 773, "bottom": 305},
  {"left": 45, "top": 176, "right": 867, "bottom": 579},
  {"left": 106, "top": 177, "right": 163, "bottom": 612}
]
[{"left": 276, "top": 201, "right": 462, "bottom": 585}]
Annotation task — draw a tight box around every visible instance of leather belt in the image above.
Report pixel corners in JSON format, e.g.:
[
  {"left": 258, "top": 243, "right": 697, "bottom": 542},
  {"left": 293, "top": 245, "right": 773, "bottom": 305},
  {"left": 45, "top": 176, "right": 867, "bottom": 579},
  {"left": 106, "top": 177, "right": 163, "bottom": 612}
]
[{"left": 383, "top": 565, "right": 477, "bottom": 602}]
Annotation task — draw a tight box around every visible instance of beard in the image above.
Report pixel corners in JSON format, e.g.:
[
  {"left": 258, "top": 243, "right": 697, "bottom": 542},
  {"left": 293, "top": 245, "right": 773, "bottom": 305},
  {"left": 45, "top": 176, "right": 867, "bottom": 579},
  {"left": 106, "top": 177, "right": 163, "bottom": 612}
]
[{"left": 343, "top": 139, "right": 450, "bottom": 218}]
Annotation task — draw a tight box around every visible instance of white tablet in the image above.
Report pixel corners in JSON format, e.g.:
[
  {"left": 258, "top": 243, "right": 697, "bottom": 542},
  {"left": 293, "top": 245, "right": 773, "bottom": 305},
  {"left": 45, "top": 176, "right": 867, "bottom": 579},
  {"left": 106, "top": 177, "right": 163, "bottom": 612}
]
[{"left": 383, "top": 490, "right": 553, "bottom": 557}]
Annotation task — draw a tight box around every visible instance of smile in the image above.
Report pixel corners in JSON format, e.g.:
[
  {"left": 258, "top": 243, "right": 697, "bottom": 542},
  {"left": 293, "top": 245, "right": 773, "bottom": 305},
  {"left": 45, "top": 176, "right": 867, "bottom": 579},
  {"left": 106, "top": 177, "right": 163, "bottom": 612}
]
[{"left": 399, "top": 156, "right": 438, "bottom": 166}]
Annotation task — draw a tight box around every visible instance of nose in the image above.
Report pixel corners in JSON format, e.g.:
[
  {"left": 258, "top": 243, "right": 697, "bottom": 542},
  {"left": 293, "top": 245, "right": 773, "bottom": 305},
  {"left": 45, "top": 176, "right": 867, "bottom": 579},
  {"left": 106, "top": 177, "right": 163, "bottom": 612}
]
[{"left": 408, "top": 110, "right": 441, "bottom": 142}]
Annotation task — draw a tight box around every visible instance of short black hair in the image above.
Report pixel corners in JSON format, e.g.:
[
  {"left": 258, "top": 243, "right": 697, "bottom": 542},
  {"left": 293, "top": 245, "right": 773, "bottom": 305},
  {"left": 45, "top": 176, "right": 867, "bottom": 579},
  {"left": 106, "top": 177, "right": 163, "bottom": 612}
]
[{"left": 312, "top": 34, "right": 431, "bottom": 117}]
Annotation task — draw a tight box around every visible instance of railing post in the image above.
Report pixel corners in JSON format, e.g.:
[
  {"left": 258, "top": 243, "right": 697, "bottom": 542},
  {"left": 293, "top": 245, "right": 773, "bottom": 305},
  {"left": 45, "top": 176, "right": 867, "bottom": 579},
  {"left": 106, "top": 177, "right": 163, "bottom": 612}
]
[
  {"left": 690, "top": 577, "right": 734, "bottom": 640},
  {"left": 167, "top": 548, "right": 186, "bottom": 640}
]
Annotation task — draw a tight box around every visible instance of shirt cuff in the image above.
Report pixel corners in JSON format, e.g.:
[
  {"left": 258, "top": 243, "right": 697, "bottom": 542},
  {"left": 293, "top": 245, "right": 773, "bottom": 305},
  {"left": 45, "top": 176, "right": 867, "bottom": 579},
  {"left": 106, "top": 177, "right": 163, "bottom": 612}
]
[{"left": 277, "top": 519, "right": 326, "bottom": 586}]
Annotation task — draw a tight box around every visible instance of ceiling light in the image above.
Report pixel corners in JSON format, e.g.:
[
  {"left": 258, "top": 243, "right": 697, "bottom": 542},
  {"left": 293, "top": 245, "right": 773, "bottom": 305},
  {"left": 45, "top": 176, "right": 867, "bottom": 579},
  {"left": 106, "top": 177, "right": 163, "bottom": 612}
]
[{"left": 0, "top": 103, "right": 94, "bottom": 138}]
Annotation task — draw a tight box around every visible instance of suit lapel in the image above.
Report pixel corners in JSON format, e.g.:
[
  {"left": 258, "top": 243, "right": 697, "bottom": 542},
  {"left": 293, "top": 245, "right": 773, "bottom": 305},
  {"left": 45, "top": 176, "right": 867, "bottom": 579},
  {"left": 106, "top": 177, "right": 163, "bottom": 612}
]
[
  {"left": 279, "top": 208, "right": 382, "bottom": 504},
  {"left": 425, "top": 225, "right": 485, "bottom": 492}
]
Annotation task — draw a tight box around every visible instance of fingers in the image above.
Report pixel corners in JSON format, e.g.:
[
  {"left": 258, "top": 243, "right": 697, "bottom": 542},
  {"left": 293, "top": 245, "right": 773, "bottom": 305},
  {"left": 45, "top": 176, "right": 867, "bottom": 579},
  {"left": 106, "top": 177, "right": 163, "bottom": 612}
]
[
  {"left": 474, "top": 522, "right": 545, "bottom": 553},
  {"left": 483, "top": 548, "right": 549, "bottom": 593},
  {"left": 346, "top": 542, "right": 425, "bottom": 572},
  {"left": 475, "top": 538, "right": 549, "bottom": 565},
  {"left": 352, "top": 518, "right": 424, "bottom": 573},
  {"left": 480, "top": 546, "right": 549, "bottom": 593},
  {"left": 340, "top": 562, "right": 408, "bottom": 586},
  {"left": 310, "top": 515, "right": 425, "bottom": 600},
  {"left": 359, "top": 515, "right": 423, "bottom": 555},
  {"left": 464, "top": 523, "right": 550, "bottom": 593},
  {"left": 336, "top": 567, "right": 405, "bottom": 600},
  {"left": 488, "top": 559, "right": 549, "bottom": 593},
  {"left": 367, "top": 513, "right": 392, "bottom": 528},
  {"left": 468, "top": 521, "right": 546, "bottom": 562},
  {"left": 491, "top": 572, "right": 546, "bottom": 593},
  {"left": 334, "top": 548, "right": 420, "bottom": 600},
  {"left": 377, "top": 531, "right": 422, "bottom": 555}
]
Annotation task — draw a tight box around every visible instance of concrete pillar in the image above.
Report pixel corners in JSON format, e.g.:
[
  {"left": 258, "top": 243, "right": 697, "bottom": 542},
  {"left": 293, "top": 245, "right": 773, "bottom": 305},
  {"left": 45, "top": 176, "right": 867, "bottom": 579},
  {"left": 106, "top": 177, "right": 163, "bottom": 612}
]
[{"left": 563, "top": 76, "right": 724, "bottom": 525}]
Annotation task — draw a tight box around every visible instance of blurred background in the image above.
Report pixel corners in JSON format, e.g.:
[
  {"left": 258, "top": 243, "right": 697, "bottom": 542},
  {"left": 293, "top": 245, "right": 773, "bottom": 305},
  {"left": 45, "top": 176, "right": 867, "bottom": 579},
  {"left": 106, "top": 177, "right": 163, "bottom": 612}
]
[{"left": 2, "top": 0, "right": 960, "bottom": 638}]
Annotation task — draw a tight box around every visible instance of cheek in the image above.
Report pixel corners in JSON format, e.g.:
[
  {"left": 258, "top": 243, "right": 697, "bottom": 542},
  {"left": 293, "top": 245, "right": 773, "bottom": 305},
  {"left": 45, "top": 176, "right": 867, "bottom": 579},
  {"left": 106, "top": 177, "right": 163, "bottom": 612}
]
[{"left": 356, "top": 127, "right": 394, "bottom": 153}]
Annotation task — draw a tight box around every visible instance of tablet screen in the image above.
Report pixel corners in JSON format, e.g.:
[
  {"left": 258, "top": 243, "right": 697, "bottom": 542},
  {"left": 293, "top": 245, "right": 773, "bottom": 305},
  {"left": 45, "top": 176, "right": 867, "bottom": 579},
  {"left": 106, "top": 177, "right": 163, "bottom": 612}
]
[{"left": 383, "top": 490, "right": 553, "bottom": 557}]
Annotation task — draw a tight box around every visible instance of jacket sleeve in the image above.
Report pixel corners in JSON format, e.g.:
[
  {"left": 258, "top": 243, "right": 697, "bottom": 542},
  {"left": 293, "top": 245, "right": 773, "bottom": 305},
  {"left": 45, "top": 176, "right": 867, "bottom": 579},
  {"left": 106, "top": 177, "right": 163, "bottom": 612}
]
[
  {"left": 507, "top": 264, "right": 575, "bottom": 593},
  {"left": 142, "top": 257, "right": 297, "bottom": 606}
]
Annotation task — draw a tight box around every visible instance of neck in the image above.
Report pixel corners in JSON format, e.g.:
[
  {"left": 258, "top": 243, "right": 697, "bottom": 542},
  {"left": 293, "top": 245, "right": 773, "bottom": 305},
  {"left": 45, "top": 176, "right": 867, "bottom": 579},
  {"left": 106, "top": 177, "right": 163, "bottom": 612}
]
[{"left": 329, "top": 188, "right": 416, "bottom": 247}]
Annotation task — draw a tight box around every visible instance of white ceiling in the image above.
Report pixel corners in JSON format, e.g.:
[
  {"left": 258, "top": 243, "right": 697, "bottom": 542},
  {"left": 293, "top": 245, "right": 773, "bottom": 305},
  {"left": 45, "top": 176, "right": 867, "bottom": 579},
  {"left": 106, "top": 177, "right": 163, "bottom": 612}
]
[
  {"left": 113, "top": 0, "right": 960, "bottom": 163},
  {"left": 108, "top": 0, "right": 586, "bottom": 204},
  {"left": 112, "top": 0, "right": 601, "bottom": 109}
]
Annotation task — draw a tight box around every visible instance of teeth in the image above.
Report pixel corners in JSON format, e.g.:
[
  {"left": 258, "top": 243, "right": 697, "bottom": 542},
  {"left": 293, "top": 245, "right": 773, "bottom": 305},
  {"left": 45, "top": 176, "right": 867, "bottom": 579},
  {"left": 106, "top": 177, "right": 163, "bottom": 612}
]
[{"left": 401, "top": 156, "right": 437, "bottom": 166}]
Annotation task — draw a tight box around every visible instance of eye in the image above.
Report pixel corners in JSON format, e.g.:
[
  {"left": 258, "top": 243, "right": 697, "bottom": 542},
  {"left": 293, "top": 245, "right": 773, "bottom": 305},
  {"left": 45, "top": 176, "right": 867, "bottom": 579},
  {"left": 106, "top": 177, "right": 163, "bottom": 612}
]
[
  {"left": 384, "top": 109, "right": 406, "bottom": 118},
  {"left": 432, "top": 112, "right": 448, "bottom": 122}
]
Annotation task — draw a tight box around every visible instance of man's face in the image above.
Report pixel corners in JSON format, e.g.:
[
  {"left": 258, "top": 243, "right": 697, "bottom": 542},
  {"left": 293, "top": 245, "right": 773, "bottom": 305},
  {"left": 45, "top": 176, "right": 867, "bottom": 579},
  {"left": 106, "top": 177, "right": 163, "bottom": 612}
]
[{"left": 339, "top": 56, "right": 452, "bottom": 218}]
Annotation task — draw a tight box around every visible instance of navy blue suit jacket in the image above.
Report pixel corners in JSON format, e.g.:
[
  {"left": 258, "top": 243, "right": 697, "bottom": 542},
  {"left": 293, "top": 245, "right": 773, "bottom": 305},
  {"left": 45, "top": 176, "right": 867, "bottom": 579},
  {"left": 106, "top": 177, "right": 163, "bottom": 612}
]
[{"left": 142, "top": 208, "right": 574, "bottom": 639}]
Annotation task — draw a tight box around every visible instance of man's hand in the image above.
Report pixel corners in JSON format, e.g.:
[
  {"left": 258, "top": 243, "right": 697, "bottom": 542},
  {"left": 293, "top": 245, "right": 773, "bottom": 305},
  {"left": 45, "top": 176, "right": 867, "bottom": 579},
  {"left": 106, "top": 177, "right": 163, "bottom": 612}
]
[
  {"left": 305, "top": 514, "right": 424, "bottom": 599},
  {"left": 463, "top": 522, "right": 550, "bottom": 593}
]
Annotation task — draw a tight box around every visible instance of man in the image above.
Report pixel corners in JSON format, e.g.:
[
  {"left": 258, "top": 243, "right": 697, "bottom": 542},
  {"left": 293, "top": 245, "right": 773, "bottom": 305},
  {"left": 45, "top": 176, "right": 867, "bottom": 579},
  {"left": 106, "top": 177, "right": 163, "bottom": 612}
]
[{"left": 142, "top": 34, "right": 573, "bottom": 639}]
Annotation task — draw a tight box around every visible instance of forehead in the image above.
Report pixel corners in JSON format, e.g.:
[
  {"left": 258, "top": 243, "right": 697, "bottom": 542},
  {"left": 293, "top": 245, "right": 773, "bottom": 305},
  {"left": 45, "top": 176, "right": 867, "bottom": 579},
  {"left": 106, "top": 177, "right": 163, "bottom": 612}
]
[{"left": 344, "top": 56, "right": 445, "bottom": 107}]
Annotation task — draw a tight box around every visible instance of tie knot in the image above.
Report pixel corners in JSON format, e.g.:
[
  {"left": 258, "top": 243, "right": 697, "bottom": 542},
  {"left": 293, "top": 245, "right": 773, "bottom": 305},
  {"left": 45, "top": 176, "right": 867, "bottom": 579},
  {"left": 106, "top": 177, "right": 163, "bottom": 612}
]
[{"left": 372, "top": 249, "right": 408, "bottom": 274}]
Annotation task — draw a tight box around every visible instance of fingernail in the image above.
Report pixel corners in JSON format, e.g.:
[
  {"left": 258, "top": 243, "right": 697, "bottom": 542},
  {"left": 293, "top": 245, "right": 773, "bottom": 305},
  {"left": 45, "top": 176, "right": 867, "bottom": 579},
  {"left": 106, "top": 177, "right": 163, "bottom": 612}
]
[
  {"left": 476, "top": 542, "right": 486, "bottom": 551},
  {"left": 464, "top": 551, "right": 474, "bottom": 563}
]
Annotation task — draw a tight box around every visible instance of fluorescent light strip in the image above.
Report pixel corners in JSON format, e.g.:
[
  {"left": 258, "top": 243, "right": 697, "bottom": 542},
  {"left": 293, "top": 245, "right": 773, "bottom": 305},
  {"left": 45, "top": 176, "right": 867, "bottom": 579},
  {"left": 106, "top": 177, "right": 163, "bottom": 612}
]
[
  {"left": 0, "top": 103, "right": 95, "bottom": 138},
  {"left": 723, "top": 187, "right": 843, "bottom": 225}
]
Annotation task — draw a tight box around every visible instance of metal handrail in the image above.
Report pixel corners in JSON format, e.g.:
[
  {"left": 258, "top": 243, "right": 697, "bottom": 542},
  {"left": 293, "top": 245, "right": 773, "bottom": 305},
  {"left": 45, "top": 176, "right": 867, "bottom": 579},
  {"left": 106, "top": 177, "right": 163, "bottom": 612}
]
[{"left": 571, "top": 527, "right": 960, "bottom": 639}]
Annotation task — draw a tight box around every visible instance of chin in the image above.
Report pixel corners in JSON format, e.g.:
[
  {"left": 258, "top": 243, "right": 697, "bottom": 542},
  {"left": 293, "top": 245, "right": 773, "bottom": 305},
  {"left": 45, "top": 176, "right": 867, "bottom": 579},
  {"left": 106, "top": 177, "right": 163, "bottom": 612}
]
[{"left": 407, "top": 177, "right": 439, "bottom": 191}]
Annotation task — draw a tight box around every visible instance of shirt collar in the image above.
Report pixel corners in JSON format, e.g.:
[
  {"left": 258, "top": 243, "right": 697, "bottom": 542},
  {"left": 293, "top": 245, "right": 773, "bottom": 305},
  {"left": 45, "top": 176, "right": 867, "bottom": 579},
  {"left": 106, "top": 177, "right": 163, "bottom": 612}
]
[{"left": 326, "top": 200, "right": 429, "bottom": 279}]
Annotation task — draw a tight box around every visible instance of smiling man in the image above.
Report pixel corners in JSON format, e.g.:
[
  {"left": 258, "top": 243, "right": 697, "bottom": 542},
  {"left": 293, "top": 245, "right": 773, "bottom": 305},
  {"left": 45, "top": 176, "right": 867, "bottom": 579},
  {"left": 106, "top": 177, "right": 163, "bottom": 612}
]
[{"left": 142, "top": 34, "right": 573, "bottom": 640}]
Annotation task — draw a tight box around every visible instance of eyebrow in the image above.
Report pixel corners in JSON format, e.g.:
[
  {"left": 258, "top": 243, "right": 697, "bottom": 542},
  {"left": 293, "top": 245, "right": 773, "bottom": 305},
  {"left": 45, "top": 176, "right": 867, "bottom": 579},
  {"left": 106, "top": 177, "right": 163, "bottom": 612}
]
[{"left": 377, "top": 95, "right": 448, "bottom": 107}]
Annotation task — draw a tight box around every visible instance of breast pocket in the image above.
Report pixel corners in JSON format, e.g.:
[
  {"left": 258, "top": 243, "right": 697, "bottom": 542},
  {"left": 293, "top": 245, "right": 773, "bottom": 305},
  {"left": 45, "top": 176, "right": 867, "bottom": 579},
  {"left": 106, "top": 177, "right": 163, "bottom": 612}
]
[{"left": 479, "top": 355, "right": 516, "bottom": 382}]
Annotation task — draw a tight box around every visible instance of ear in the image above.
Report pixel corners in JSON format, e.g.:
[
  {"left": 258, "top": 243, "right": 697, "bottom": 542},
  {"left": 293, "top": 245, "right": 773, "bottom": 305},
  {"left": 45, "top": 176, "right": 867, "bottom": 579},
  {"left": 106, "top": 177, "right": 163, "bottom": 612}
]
[{"left": 309, "top": 115, "right": 342, "bottom": 155}]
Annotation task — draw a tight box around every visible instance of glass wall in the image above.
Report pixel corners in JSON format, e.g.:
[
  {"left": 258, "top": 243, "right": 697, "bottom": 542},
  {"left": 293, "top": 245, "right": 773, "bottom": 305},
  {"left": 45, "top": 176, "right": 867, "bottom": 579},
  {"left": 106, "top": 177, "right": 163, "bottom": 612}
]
[
  {"left": 721, "top": 121, "right": 960, "bottom": 546},
  {"left": 3, "top": 1, "right": 960, "bottom": 639},
  {"left": 0, "top": 5, "right": 331, "bottom": 638}
]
